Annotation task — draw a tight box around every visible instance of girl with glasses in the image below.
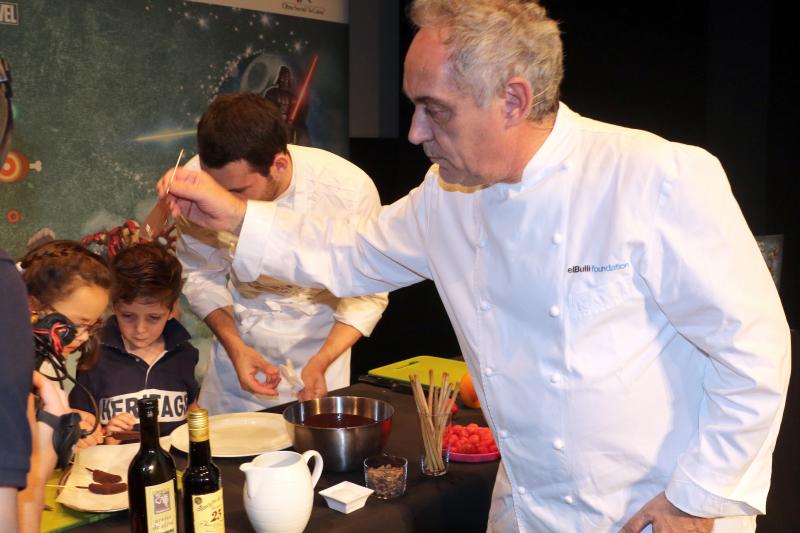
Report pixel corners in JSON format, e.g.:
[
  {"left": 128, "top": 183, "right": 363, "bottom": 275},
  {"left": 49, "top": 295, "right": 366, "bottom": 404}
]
[{"left": 19, "top": 239, "right": 112, "bottom": 446}]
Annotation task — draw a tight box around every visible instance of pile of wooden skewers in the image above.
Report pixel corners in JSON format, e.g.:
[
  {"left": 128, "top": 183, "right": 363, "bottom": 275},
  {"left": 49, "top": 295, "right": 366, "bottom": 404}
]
[{"left": 410, "top": 371, "right": 460, "bottom": 475}]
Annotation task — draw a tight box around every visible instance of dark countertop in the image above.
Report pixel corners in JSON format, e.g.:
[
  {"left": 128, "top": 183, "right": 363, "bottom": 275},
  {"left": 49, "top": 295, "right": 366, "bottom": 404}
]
[{"left": 70, "top": 382, "right": 499, "bottom": 533}]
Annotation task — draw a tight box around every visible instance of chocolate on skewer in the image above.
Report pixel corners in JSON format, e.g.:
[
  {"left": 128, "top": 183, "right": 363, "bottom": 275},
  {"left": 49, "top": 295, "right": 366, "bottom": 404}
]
[
  {"left": 85, "top": 467, "right": 123, "bottom": 484},
  {"left": 76, "top": 482, "right": 128, "bottom": 495}
]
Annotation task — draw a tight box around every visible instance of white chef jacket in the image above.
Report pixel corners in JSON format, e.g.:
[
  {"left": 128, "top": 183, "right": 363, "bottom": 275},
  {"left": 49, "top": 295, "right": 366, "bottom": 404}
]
[
  {"left": 178, "top": 145, "right": 388, "bottom": 414},
  {"left": 232, "top": 104, "right": 790, "bottom": 532}
]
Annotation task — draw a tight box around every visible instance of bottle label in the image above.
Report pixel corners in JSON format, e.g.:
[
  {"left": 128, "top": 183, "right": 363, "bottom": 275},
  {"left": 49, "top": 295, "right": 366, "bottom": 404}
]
[
  {"left": 191, "top": 488, "right": 225, "bottom": 532},
  {"left": 144, "top": 479, "right": 177, "bottom": 533}
]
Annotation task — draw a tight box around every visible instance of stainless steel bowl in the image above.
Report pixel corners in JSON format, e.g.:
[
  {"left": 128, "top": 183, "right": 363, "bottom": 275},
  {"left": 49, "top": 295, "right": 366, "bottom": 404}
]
[{"left": 282, "top": 396, "right": 394, "bottom": 472}]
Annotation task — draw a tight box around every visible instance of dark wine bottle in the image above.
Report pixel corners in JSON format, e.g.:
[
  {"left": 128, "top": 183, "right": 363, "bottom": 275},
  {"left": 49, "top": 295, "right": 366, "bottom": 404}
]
[
  {"left": 182, "top": 408, "right": 225, "bottom": 532},
  {"left": 127, "top": 397, "right": 178, "bottom": 533}
]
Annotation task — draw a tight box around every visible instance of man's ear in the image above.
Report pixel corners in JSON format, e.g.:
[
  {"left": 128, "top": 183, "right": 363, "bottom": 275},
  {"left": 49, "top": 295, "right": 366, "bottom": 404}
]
[
  {"left": 504, "top": 76, "right": 534, "bottom": 126},
  {"left": 271, "top": 151, "right": 291, "bottom": 176}
]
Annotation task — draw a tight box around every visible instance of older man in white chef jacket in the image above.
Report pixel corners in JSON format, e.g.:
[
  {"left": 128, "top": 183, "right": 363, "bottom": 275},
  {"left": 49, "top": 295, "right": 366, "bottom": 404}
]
[
  {"left": 158, "top": 1, "right": 790, "bottom": 531},
  {"left": 177, "top": 93, "right": 387, "bottom": 413}
]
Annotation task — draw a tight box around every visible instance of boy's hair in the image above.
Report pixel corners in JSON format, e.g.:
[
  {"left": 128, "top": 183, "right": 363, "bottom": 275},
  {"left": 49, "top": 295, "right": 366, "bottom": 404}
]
[
  {"left": 19, "top": 239, "right": 112, "bottom": 370},
  {"left": 197, "top": 92, "right": 289, "bottom": 175},
  {"left": 111, "top": 242, "right": 182, "bottom": 308}
]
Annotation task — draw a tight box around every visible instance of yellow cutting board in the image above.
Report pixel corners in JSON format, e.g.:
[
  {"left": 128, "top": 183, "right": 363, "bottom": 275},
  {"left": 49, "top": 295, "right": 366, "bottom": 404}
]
[{"left": 368, "top": 355, "right": 467, "bottom": 386}]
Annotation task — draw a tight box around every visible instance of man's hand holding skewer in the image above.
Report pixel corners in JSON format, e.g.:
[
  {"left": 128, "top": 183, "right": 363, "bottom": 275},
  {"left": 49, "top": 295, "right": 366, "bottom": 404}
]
[{"left": 156, "top": 166, "right": 247, "bottom": 235}]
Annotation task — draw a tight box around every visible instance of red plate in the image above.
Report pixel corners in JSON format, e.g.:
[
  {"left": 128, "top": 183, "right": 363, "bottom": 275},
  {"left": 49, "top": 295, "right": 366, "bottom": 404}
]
[{"left": 449, "top": 450, "right": 500, "bottom": 463}]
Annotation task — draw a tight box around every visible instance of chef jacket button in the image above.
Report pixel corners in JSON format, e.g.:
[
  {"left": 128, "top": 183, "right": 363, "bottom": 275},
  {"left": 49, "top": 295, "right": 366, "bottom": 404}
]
[
  {"left": 477, "top": 239, "right": 487, "bottom": 248},
  {"left": 552, "top": 232, "right": 563, "bottom": 245},
  {"left": 517, "top": 486, "right": 527, "bottom": 495},
  {"left": 480, "top": 301, "right": 491, "bottom": 311},
  {"left": 499, "top": 429, "right": 509, "bottom": 439},
  {"left": 550, "top": 373, "right": 562, "bottom": 384},
  {"left": 564, "top": 495, "right": 574, "bottom": 504},
  {"left": 483, "top": 367, "right": 494, "bottom": 377},
  {"left": 549, "top": 305, "right": 561, "bottom": 317},
  {"left": 553, "top": 438, "right": 564, "bottom": 451}
]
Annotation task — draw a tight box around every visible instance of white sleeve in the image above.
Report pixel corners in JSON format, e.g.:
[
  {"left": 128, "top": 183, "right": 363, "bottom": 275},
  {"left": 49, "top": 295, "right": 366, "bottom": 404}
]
[
  {"left": 233, "top": 181, "right": 434, "bottom": 297},
  {"left": 177, "top": 224, "right": 235, "bottom": 320},
  {"left": 640, "top": 145, "right": 791, "bottom": 516},
  {"left": 332, "top": 292, "right": 389, "bottom": 337},
  {"left": 330, "top": 170, "right": 389, "bottom": 336}
]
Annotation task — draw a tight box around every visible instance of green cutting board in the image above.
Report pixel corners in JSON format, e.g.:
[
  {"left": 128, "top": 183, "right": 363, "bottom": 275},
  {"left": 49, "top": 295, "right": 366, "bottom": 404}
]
[{"left": 368, "top": 356, "right": 467, "bottom": 386}]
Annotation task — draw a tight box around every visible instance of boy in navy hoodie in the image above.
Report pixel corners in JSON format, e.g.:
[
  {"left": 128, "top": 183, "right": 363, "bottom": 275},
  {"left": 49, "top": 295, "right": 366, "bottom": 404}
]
[{"left": 69, "top": 242, "right": 199, "bottom": 439}]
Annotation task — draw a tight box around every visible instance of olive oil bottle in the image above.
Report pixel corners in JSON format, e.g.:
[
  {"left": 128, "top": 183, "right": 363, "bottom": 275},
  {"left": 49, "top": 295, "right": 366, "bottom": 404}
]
[{"left": 182, "top": 407, "right": 224, "bottom": 532}]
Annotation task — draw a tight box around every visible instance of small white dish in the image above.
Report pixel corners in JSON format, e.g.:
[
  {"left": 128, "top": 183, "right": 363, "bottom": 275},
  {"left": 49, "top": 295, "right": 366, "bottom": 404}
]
[{"left": 319, "top": 481, "right": 374, "bottom": 514}]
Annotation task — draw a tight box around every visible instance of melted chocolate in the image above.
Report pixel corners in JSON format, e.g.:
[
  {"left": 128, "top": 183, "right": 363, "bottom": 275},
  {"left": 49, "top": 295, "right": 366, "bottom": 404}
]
[{"left": 301, "top": 413, "right": 375, "bottom": 428}]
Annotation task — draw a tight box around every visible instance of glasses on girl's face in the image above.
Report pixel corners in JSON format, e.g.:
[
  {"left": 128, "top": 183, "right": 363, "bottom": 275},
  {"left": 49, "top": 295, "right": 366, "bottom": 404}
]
[
  {"left": 72, "top": 320, "right": 103, "bottom": 337},
  {"left": 43, "top": 307, "right": 103, "bottom": 338}
]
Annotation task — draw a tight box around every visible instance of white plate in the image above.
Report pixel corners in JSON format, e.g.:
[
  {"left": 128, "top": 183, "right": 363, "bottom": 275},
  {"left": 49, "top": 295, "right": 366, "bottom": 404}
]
[
  {"left": 57, "top": 437, "right": 171, "bottom": 513},
  {"left": 169, "top": 412, "right": 292, "bottom": 457}
]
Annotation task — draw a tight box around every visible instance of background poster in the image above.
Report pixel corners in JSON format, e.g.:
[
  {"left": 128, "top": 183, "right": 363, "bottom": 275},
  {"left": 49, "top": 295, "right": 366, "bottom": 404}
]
[
  {"left": 0, "top": 0, "right": 349, "bottom": 256},
  {"left": 1, "top": 0, "right": 349, "bottom": 373}
]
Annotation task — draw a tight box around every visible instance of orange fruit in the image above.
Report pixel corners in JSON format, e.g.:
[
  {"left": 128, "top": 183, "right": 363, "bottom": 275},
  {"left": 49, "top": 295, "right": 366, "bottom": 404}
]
[{"left": 459, "top": 372, "right": 481, "bottom": 409}]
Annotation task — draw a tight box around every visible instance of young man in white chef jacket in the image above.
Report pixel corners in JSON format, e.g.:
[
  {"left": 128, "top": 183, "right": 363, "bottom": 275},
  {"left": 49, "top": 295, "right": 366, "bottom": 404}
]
[
  {"left": 177, "top": 93, "right": 388, "bottom": 413},
  {"left": 158, "top": 1, "right": 790, "bottom": 531}
]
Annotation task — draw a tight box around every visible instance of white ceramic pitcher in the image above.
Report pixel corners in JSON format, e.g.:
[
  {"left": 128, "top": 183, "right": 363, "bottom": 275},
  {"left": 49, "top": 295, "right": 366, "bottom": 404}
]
[{"left": 240, "top": 450, "right": 323, "bottom": 533}]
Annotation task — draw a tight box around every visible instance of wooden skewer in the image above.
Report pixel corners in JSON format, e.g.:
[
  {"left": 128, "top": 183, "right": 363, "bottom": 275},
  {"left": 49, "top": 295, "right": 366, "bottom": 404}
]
[
  {"left": 444, "top": 382, "right": 460, "bottom": 416},
  {"left": 427, "top": 369, "right": 435, "bottom": 415},
  {"left": 410, "top": 375, "right": 437, "bottom": 469},
  {"left": 164, "top": 148, "right": 185, "bottom": 195},
  {"left": 438, "top": 372, "right": 450, "bottom": 415}
]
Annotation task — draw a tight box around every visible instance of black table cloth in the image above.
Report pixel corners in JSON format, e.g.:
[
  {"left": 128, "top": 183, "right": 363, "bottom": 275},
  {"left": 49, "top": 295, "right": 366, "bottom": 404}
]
[{"left": 69, "top": 382, "right": 499, "bottom": 533}]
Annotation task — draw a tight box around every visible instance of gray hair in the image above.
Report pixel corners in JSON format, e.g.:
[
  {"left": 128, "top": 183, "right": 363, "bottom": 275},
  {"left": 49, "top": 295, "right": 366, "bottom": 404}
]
[{"left": 409, "top": 0, "right": 563, "bottom": 120}]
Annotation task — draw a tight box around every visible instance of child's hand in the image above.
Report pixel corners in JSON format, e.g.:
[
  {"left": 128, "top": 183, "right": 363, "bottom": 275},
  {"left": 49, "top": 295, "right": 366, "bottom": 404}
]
[
  {"left": 103, "top": 412, "right": 138, "bottom": 444},
  {"left": 72, "top": 408, "right": 95, "bottom": 427},
  {"left": 72, "top": 409, "right": 104, "bottom": 448}
]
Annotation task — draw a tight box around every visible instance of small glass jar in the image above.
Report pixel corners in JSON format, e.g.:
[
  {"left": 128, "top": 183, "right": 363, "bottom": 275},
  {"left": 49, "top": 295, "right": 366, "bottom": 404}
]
[{"left": 363, "top": 454, "right": 407, "bottom": 499}]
